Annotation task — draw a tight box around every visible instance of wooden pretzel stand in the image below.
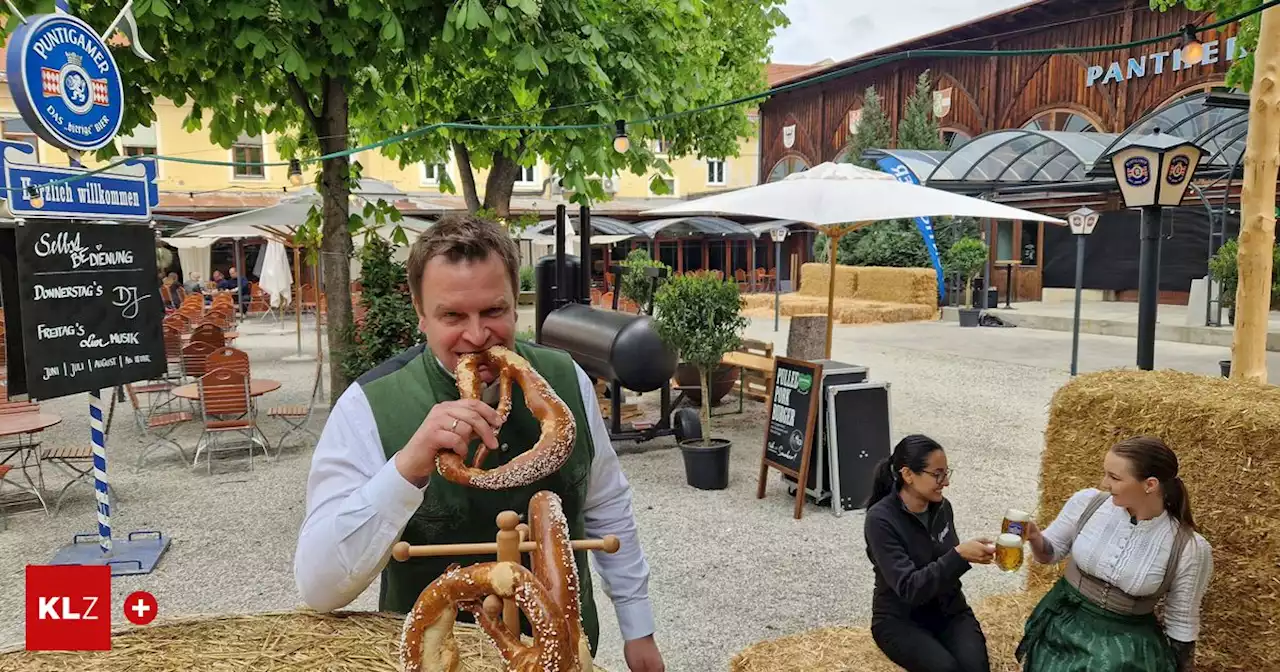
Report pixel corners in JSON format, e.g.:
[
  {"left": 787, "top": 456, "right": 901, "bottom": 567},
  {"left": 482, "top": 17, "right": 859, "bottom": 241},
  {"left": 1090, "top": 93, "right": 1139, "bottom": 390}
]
[{"left": 390, "top": 509, "right": 621, "bottom": 638}]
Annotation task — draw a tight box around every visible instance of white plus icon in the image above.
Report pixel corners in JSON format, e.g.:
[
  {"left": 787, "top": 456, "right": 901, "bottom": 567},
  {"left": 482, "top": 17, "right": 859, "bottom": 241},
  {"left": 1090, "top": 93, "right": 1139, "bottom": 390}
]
[{"left": 131, "top": 598, "right": 150, "bottom": 619}]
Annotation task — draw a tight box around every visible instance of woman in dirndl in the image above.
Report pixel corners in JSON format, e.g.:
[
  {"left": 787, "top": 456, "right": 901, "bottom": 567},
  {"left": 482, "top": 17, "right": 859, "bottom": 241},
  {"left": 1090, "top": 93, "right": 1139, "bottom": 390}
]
[{"left": 1016, "top": 436, "right": 1213, "bottom": 672}]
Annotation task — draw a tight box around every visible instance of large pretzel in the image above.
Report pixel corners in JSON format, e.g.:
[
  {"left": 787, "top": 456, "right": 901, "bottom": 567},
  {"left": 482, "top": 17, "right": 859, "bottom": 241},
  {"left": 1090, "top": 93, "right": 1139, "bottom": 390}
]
[
  {"left": 437, "top": 345, "right": 576, "bottom": 490},
  {"left": 399, "top": 491, "right": 591, "bottom": 672}
]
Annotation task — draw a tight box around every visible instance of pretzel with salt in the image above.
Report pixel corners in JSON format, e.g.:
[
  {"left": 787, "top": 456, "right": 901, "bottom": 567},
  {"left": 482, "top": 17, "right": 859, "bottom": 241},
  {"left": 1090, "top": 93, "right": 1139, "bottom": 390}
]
[{"left": 438, "top": 345, "right": 576, "bottom": 490}]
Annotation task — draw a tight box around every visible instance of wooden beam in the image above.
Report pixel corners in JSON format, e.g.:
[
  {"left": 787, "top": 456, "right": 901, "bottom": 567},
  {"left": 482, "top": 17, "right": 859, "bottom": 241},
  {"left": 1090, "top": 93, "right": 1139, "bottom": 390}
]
[{"left": 1230, "top": 6, "right": 1280, "bottom": 384}]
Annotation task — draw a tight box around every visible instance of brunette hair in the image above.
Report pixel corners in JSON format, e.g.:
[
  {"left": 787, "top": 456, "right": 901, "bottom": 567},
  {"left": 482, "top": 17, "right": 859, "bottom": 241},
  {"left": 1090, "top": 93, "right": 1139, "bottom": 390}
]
[
  {"left": 1110, "top": 435, "right": 1196, "bottom": 531},
  {"left": 869, "top": 434, "right": 944, "bottom": 506},
  {"left": 406, "top": 213, "right": 521, "bottom": 309}
]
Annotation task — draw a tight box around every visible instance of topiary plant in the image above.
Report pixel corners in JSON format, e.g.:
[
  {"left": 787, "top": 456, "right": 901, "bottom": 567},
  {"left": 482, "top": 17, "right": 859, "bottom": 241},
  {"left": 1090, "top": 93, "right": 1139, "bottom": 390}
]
[
  {"left": 944, "top": 237, "right": 988, "bottom": 307},
  {"left": 341, "top": 234, "right": 426, "bottom": 381},
  {"left": 652, "top": 270, "right": 748, "bottom": 445},
  {"left": 618, "top": 248, "right": 671, "bottom": 313}
]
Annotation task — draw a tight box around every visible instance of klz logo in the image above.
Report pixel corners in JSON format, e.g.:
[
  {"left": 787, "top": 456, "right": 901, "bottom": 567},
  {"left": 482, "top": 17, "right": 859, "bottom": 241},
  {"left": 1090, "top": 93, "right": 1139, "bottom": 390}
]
[{"left": 26, "top": 565, "right": 111, "bottom": 651}]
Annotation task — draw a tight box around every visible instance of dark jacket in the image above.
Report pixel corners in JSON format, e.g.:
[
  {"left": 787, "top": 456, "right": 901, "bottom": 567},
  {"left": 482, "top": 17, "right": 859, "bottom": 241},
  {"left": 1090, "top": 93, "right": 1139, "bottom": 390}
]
[{"left": 864, "top": 492, "right": 973, "bottom": 624}]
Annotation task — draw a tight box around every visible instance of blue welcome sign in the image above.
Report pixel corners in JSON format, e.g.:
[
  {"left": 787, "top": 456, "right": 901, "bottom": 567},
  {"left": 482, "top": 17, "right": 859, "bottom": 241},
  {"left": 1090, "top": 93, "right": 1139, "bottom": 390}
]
[
  {"left": 5, "top": 12, "right": 126, "bottom": 152},
  {"left": 0, "top": 140, "right": 157, "bottom": 221}
]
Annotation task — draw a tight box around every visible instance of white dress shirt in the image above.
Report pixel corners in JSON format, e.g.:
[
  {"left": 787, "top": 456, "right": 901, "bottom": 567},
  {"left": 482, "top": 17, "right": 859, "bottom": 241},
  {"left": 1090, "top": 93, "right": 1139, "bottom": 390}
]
[
  {"left": 1040, "top": 488, "right": 1213, "bottom": 642},
  {"left": 293, "top": 355, "right": 655, "bottom": 641}
]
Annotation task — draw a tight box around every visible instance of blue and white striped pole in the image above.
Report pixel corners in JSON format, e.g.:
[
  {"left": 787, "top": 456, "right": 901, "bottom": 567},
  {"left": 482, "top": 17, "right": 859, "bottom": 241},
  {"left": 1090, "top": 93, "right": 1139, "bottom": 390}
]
[{"left": 90, "top": 390, "right": 111, "bottom": 556}]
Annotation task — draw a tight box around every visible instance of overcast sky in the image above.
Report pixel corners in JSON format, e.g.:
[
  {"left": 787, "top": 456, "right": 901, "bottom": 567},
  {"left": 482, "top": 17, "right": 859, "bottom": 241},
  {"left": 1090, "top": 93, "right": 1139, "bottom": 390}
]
[{"left": 769, "top": 0, "right": 1033, "bottom": 65}]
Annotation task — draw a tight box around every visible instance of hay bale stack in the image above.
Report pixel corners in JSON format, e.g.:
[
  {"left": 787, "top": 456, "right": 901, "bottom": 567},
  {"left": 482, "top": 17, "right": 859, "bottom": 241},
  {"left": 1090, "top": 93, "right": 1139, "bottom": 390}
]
[
  {"left": 740, "top": 294, "right": 936, "bottom": 325},
  {"left": 1034, "top": 369, "right": 1280, "bottom": 672},
  {"left": 0, "top": 610, "right": 611, "bottom": 672},
  {"left": 728, "top": 588, "right": 1048, "bottom": 672},
  {"left": 849, "top": 267, "right": 937, "bottom": 307},
  {"left": 797, "top": 262, "right": 859, "bottom": 299}
]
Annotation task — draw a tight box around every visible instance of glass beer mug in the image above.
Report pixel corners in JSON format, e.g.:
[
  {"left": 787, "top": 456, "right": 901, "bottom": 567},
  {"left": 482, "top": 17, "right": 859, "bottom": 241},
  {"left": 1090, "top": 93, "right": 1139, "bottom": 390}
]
[
  {"left": 1002, "top": 508, "right": 1030, "bottom": 540},
  {"left": 996, "top": 533, "right": 1024, "bottom": 572}
]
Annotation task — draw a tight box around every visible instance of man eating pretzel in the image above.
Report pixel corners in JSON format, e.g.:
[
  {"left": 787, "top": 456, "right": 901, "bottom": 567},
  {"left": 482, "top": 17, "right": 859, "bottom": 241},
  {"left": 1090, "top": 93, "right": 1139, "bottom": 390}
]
[{"left": 294, "top": 213, "right": 665, "bottom": 671}]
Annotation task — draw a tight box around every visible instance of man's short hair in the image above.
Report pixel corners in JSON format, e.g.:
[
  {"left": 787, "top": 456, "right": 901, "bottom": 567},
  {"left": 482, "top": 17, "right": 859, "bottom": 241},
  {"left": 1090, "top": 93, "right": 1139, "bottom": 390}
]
[{"left": 407, "top": 212, "right": 521, "bottom": 309}]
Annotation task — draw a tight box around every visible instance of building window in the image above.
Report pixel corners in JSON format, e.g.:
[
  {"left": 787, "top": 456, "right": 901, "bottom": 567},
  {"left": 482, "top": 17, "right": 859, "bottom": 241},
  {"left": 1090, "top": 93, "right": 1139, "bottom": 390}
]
[
  {"left": 232, "top": 133, "right": 264, "bottom": 179},
  {"left": 120, "top": 122, "right": 157, "bottom": 158},
  {"left": 707, "top": 159, "right": 726, "bottom": 185},
  {"left": 1020, "top": 221, "right": 1039, "bottom": 266},
  {"left": 648, "top": 177, "right": 677, "bottom": 196},
  {"left": 516, "top": 163, "right": 538, "bottom": 184},
  {"left": 652, "top": 138, "right": 668, "bottom": 154},
  {"left": 422, "top": 162, "right": 447, "bottom": 184},
  {"left": 996, "top": 221, "right": 1014, "bottom": 260},
  {"left": 767, "top": 155, "right": 810, "bottom": 182},
  {"left": 1022, "top": 110, "right": 1099, "bottom": 133}
]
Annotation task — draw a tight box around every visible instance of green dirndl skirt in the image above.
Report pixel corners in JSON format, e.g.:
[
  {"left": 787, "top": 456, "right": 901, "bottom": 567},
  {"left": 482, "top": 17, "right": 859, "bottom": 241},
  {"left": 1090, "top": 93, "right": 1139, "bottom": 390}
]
[{"left": 1016, "top": 578, "right": 1177, "bottom": 672}]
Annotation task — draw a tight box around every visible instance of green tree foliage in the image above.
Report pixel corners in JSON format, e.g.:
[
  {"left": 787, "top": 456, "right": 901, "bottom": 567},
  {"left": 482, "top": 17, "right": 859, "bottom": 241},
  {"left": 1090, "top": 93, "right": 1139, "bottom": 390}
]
[
  {"left": 1150, "top": 1, "right": 1262, "bottom": 90},
  {"left": 944, "top": 237, "right": 988, "bottom": 307},
  {"left": 372, "top": 0, "right": 789, "bottom": 217},
  {"left": 5, "top": 0, "right": 448, "bottom": 402},
  {"left": 839, "top": 86, "right": 893, "bottom": 169},
  {"left": 617, "top": 248, "right": 671, "bottom": 313},
  {"left": 652, "top": 271, "right": 747, "bottom": 444},
  {"left": 897, "top": 70, "right": 948, "bottom": 151},
  {"left": 342, "top": 235, "right": 425, "bottom": 381}
]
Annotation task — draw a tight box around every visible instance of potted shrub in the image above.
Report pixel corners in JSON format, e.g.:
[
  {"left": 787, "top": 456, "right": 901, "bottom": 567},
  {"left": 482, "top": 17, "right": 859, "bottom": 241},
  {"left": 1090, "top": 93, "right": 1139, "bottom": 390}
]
[
  {"left": 652, "top": 270, "right": 748, "bottom": 490},
  {"left": 1208, "top": 238, "right": 1238, "bottom": 325},
  {"left": 945, "top": 237, "right": 988, "bottom": 327},
  {"left": 617, "top": 248, "right": 670, "bottom": 314}
]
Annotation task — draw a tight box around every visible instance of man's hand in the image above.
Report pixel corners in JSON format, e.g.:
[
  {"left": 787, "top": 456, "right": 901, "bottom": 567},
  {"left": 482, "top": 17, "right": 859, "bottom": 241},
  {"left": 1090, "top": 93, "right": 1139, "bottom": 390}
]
[
  {"left": 394, "top": 399, "right": 501, "bottom": 487},
  {"left": 623, "top": 635, "right": 665, "bottom": 672}
]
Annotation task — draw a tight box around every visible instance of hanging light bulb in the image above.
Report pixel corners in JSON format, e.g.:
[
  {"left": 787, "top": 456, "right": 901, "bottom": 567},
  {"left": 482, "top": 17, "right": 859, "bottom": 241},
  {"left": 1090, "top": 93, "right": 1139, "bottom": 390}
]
[
  {"left": 288, "top": 158, "right": 304, "bottom": 187},
  {"left": 26, "top": 186, "right": 43, "bottom": 209},
  {"left": 612, "top": 119, "right": 630, "bottom": 154},
  {"left": 1181, "top": 24, "right": 1204, "bottom": 65}
]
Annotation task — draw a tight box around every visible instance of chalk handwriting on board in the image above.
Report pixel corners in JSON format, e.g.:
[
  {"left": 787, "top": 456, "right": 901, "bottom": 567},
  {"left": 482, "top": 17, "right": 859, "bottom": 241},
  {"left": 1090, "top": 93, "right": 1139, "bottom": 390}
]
[
  {"left": 32, "top": 232, "right": 136, "bottom": 270},
  {"left": 111, "top": 285, "right": 150, "bottom": 319}
]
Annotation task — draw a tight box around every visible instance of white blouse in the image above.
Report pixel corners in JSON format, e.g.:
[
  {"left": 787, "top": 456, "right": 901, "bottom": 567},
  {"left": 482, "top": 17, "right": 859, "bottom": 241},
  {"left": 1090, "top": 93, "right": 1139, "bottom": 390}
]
[{"left": 1040, "top": 488, "right": 1214, "bottom": 642}]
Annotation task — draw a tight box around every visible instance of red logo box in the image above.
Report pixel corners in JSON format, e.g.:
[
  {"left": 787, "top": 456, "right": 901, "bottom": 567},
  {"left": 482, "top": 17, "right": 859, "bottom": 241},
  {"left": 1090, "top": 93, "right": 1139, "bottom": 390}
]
[{"left": 25, "top": 564, "right": 111, "bottom": 651}]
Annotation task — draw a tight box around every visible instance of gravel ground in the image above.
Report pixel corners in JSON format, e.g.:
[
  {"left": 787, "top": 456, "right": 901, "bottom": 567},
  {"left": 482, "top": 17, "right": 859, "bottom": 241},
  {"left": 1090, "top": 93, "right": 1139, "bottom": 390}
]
[{"left": 0, "top": 313, "right": 1064, "bottom": 672}]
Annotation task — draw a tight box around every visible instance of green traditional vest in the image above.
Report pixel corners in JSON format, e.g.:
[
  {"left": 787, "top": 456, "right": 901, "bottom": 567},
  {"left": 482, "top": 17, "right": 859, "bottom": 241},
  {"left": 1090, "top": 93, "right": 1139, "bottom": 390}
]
[{"left": 359, "top": 341, "right": 601, "bottom": 655}]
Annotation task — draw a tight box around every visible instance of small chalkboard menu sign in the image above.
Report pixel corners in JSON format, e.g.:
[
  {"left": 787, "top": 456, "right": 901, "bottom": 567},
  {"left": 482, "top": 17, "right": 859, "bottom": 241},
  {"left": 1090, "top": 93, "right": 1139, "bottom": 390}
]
[
  {"left": 13, "top": 220, "right": 166, "bottom": 400},
  {"left": 757, "top": 357, "right": 823, "bottom": 519}
]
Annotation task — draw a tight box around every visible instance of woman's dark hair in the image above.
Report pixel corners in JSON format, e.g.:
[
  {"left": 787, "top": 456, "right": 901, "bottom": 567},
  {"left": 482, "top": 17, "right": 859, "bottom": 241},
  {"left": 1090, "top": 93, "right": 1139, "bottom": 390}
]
[
  {"left": 869, "top": 434, "right": 944, "bottom": 505},
  {"left": 1110, "top": 435, "right": 1195, "bottom": 531}
]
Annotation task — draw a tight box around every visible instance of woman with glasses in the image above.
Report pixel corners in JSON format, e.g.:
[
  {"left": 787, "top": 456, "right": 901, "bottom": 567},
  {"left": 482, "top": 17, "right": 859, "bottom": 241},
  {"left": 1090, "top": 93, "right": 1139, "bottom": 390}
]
[{"left": 864, "top": 434, "right": 996, "bottom": 672}]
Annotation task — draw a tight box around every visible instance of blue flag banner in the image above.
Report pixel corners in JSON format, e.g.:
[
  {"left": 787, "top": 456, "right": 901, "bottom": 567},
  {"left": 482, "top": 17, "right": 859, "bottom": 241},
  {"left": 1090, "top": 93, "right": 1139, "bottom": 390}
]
[
  {"left": 0, "top": 140, "right": 157, "bottom": 220},
  {"left": 874, "top": 155, "right": 945, "bottom": 300}
]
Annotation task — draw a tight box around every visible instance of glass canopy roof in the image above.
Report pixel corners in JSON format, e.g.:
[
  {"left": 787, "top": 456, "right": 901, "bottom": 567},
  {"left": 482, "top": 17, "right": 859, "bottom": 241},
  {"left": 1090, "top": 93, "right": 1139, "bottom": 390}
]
[
  {"left": 922, "top": 129, "right": 1120, "bottom": 190},
  {"left": 1086, "top": 91, "right": 1249, "bottom": 177}
]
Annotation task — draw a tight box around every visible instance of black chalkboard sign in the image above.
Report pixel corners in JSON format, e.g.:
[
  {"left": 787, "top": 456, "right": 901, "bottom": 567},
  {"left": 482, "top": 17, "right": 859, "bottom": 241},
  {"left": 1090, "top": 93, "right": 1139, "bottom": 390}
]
[
  {"left": 757, "top": 356, "right": 822, "bottom": 519},
  {"left": 14, "top": 221, "right": 166, "bottom": 400},
  {"left": 825, "top": 381, "right": 893, "bottom": 514},
  {"left": 0, "top": 228, "right": 29, "bottom": 399}
]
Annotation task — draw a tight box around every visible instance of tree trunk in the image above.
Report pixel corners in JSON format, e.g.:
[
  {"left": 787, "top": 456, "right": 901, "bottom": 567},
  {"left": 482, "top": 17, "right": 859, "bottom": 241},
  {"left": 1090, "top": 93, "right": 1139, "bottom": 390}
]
[
  {"left": 482, "top": 151, "right": 521, "bottom": 219},
  {"left": 699, "top": 367, "right": 712, "bottom": 446},
  {"left": 452, "top": 140, "right": 481, "bottom": 213},
  {"left": 1231, "top": 7, "right": 1280, "bottom": 384},
  {"left": 319, "top": 77, "right": 355, "bottom": 403}
]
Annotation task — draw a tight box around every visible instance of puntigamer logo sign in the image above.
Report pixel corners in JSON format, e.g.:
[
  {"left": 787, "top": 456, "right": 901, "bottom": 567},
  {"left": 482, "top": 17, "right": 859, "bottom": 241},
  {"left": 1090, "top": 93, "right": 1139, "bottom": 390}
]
[{"left": 5, "top": 13, "right": 125, "bottom": 152}]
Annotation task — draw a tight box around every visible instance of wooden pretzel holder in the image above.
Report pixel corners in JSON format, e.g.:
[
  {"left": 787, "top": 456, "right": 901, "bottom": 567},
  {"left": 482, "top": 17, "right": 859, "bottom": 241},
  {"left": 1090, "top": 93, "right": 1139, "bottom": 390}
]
[{"left": 391, "top": 508, "right": 621, "bottom": 638}]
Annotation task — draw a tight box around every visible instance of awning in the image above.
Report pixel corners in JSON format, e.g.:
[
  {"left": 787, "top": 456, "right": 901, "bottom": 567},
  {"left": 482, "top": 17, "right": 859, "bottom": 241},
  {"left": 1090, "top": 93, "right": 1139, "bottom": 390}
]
[
  {"left": 742, "top": 219, "right": 812, "bottom": 237},
  {"left": 1087, "top": 90, "right": 1247, "bottom": 178},
  {"left": 532, "top": 216, "right": 644, "bottom": 237},
  {"left": 635, "top": 216, "right": 755, "bottom": 238},
  {"left": 523, "top": 233, "right": 636, "bottom": 247},
  {"left": 921, "top": 129, "right": 1121, "bottom": 192}
]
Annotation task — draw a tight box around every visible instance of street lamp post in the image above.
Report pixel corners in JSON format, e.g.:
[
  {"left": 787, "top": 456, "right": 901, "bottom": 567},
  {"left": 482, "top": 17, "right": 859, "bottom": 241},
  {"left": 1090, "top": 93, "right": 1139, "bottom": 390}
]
[
  {"left": 772, "top": 226, "right": 789, "bottom": 332},
  {"left": 1099, "top": 132, "right": 1205, "bottom": 371},
  {"left": 1066, "top": 207, "right": 1100, "bottom": 376}
]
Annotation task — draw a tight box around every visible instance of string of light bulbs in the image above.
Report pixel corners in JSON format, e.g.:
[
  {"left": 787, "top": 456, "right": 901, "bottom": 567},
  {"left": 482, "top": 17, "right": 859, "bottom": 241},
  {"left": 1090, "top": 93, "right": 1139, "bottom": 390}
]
[{"left": 14, "top": 0, "right": 1279, "bottom": 205}]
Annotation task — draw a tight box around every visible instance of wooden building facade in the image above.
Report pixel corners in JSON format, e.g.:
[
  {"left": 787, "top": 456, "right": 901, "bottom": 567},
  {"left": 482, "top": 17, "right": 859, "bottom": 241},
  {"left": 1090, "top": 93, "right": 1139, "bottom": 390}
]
[{"left": 758, "top": 0, "right": 1250, "bottom": 302}]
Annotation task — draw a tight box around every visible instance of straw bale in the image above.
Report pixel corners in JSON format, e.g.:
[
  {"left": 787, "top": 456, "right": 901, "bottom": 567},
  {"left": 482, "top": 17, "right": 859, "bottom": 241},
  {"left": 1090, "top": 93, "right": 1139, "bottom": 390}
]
[
  {"left": 798, "top": 262, "right": 858, "bottom": 299},
  {"left": 848, "top": 266, "right": 937, "bottom": 307},
  {"left": 728, "top": 588, "right": 1048, "bottom": 672},
  {"left": 739, "top": 294, "right": 936, "bottom": 325},
  {"left": 1032, "top": 368, "right": 1280, "bottom": 671},
  {"left": 0, "top": 610, "right": 610, "bottom": 672}
]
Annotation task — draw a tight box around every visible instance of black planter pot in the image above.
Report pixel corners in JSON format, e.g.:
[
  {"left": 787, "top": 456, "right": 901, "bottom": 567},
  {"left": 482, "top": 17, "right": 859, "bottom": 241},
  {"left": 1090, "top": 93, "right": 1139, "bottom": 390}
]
[
  {"left": 679, "top": 437, "right": 732, "bottom": 490},
  {"left": 958, "top": 308, "right": 981, "bottom": 327}
]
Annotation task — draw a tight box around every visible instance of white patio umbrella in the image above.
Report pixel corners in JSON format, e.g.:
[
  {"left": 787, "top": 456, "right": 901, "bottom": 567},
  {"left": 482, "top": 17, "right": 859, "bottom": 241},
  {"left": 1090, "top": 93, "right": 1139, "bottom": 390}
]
[
  {"left": 643, "top": 161, "right": 1068, "bottom": 357},
  {"left": 259, "top": 240, "right": 293, "bottom": 310}
]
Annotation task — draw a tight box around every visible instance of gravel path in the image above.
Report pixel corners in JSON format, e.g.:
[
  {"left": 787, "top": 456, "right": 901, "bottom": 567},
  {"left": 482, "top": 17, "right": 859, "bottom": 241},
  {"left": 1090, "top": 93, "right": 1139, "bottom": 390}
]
[{"left": 0, "top": 313, "right": 1068, "bottom": 671}]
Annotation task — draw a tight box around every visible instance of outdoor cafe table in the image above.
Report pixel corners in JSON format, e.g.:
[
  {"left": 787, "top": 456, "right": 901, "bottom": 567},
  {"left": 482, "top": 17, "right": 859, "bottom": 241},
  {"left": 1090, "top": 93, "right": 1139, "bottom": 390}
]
[
  {"left": 0, "top": 411, "right": 63, "bottom": 510},
  {"left": 171, "top": 379, "right": 281, "bottom": 401}
]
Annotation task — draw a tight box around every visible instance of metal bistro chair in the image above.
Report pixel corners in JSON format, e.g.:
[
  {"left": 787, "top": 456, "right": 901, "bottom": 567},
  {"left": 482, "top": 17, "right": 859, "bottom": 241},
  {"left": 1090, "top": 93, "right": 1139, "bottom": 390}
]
[
  {"left": 125, "top": 383, "right": 192, "bottom": 471},
  {"left": 0, "top": 464, "right": 48, "bottom": 529},
  {"left": 193, "top": 368, "right": 269, "bottom": 474}
]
